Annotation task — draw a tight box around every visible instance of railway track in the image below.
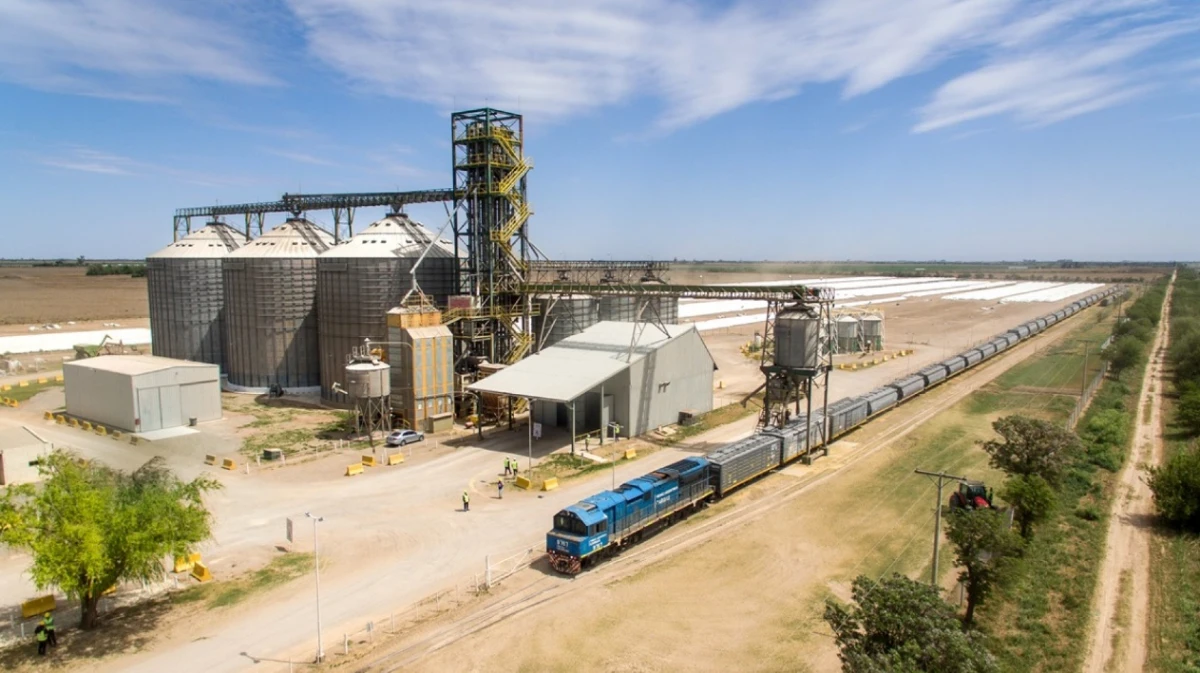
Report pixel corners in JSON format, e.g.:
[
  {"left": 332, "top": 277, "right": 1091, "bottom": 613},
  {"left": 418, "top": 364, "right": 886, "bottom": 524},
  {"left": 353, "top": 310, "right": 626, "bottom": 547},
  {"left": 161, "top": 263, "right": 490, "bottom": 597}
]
[{"left": 359, "top": 310, "right": 1094, "bottom": 672}]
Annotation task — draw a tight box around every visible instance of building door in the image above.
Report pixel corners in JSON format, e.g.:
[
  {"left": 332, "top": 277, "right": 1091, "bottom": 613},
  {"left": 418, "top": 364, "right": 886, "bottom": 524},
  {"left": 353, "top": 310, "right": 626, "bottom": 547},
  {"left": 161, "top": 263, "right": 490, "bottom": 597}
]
[
  {"left": 158, "top": 385, "right": 182, "bottom": 429},
  {"left": 137, "top": 388, "right": 162, "bottom": 432}
]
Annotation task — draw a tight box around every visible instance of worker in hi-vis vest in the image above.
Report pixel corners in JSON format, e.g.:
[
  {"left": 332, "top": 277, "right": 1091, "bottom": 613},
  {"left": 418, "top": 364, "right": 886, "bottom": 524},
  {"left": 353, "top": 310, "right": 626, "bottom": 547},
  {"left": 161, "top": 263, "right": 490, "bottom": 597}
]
[{"left": 462, "top": 490, "right": 470, "bottom": 512}]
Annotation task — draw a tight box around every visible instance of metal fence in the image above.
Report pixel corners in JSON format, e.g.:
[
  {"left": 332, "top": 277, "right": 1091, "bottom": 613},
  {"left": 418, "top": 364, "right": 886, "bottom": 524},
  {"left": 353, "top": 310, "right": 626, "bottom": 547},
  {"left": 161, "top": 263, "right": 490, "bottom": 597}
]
[{"left": 1067, "top": 359, "right": 1109, "bottom": 430}]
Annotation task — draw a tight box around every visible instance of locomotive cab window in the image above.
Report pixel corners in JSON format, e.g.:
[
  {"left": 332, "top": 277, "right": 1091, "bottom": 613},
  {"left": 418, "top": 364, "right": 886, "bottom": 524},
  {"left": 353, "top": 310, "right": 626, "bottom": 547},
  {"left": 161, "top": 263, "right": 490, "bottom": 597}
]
[{"left": 554, "top": 512, "right": 587, "bottom": 536}]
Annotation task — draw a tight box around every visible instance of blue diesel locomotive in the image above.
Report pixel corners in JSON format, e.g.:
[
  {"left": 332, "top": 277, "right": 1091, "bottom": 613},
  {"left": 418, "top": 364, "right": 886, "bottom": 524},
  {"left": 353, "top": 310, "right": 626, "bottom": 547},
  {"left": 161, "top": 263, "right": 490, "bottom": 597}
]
[{"left": 547, "top": 287, "right": 1121, "bottom": 574}]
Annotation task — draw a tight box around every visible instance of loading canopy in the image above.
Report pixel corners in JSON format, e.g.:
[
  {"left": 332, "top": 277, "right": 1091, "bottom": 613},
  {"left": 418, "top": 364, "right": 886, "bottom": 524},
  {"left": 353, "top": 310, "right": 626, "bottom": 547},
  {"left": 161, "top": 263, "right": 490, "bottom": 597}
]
[{"left": 467, "top": 348, "right": 630, "bottom": 403}]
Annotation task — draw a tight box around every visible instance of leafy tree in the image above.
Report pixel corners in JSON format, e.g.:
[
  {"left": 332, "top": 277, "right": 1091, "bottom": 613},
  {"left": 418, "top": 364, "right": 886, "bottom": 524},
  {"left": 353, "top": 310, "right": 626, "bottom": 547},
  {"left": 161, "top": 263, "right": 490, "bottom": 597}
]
[
  {"left": 1176, "top": 390, "right": 1200, "bottom": 437},
  {"left": 1147, "top": 445, "right": 1200, "bottom": 532},
  {"left": 998, "top": 475, "right": 1056, "bottom": 540},
  {"left": 824, "top": 574, "right": 997, "bottom": 673},
  {"left": 1103, "top": 335, "right": 1146, "bottom": 374},
  {"left": 980, "top": 415, "right": 1080, "bottom": 485},
  {"left": 0, "top": 452, "right": 219, "bottom": 629},
  {"left": 946, "top": 509, "right": 1023, "bottom": 626}
]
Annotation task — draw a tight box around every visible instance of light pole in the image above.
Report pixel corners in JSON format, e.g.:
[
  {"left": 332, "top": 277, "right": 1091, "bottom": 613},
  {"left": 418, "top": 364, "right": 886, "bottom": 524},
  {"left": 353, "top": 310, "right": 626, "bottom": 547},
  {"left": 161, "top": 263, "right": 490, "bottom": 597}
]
[
  {"left": 305, "top": 512, "right": 325, "bottom": 663},
  {"left": 527, "top": 397, "right": 533, "bottom": 472}
]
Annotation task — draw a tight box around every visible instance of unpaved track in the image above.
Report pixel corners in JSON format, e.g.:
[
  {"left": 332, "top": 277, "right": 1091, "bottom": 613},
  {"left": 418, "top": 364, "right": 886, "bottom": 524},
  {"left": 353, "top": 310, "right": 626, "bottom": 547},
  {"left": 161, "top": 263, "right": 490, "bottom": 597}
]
[
  {"left": 1084, "top": 275, "right": 1173, "bottom": 673},
  {"left": 355, "top": 306, "right": 1099, "bottom": 672}
]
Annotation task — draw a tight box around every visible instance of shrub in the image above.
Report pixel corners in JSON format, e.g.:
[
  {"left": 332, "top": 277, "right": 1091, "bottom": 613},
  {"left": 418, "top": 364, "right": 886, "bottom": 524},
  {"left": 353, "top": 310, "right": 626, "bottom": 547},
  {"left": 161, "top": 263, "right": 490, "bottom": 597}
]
[{"left": 1147, "top": 445, "right": 1200, "bottom": 532}]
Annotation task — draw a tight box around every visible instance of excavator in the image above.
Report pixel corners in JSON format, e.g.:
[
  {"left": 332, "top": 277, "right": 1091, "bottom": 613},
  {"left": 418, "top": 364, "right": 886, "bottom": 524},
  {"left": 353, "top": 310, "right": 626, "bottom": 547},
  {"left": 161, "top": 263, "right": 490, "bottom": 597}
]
[{"left": 73, "top": 335, "right": 125, "bottom": 360}]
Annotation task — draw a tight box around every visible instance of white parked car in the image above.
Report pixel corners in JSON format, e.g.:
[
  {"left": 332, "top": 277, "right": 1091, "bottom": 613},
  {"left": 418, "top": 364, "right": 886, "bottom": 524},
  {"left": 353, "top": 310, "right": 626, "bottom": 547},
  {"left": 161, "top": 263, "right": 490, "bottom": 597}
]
[{"left": 386, "top": 429, "right": 425, "bottom": 447}]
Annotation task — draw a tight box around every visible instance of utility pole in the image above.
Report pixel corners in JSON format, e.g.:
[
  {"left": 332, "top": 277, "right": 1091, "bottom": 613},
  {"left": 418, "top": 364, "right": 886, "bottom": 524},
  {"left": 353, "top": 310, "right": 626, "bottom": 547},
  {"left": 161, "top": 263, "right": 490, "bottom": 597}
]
[
  {"left": 1081, "top": 342, "right": 1090, "bottom": 399},
  {"left": 914, "top": 469, "right": 966, "bottom": 588},
  {"left": 305, "top": 512, "right": 325, "bottom": 663}
]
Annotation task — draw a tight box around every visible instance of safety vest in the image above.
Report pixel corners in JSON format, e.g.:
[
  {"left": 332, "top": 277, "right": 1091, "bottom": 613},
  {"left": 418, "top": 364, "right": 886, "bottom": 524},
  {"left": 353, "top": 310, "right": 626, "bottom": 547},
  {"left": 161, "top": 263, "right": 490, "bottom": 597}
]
[
  {"left": 43, "top": 616, "right": 54, "bottom": 629},
  {"left": 36, "top": 629, "right": 47, "bottom": 642},
  {"left": 462, "top": 493, "right": 469, "bottom": 503}
]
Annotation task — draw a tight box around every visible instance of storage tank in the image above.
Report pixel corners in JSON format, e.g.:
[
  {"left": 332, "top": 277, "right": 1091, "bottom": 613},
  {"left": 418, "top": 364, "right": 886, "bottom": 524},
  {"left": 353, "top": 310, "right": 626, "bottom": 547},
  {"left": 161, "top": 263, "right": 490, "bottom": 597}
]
[
  {"left": 649, "top": 296, "right": 679, "bottom": 324},
  {"left": 835, "top": 316, "right": 860, "bottom": 353},
  {"left": 598, "top": 296, "right": 638, "bottom": 322},
  {"left": 147, "top": 222, "right": 245, "bottom": 370},
  {"left": 317, "top": 213, "right": 457, "bottom": 404},
  {"left": 223, "top": 218, "right": 334, "bottom": 392},
  {"left": 774, "top": 306, "right": 821, "bottom": 369},
  {"left": 346, "top": 360, "right": 391, "bottom": 398},
  {"left": 535, "top": 296, "right": 599, "bottom": 349},
  {"left": 860, "top": 314, "right": 884, "bottom": 351}
]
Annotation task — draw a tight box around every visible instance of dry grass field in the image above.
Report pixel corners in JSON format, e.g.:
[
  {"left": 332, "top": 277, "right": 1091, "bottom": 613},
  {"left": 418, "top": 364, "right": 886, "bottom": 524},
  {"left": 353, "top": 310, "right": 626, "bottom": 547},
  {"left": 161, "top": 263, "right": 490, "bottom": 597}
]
[{"left": 0, "top": 266, "right": 148, "bottom": 326}]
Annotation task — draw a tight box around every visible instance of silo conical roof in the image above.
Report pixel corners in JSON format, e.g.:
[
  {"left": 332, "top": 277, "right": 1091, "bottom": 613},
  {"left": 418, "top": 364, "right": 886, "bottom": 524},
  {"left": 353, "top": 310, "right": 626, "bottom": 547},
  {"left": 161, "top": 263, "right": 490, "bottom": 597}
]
[
  {"left": 149, "top": 222, "right": 245, "bottom": 258},
  {"left": 319, "top": 213, "right": 456, "bottom": 259},
  {"left": 229, "top": 218, "right": 334, "bottom": 258}
]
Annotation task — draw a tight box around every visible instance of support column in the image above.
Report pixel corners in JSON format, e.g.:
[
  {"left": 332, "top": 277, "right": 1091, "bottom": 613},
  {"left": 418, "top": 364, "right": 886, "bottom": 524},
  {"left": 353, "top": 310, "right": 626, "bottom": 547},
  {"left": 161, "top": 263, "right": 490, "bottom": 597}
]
[
  {"left": 569, "top": 400, "right": 576, "bottom": 455},
  {"left": 599, "top": 383, "right": 605, "bottom": 446}
]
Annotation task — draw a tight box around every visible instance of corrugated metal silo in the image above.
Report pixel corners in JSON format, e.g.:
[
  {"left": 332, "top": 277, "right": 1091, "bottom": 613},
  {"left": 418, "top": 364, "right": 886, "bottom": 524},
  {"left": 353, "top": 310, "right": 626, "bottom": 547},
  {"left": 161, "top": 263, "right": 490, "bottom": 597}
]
[
  {"left": 536, "top": 296, "right": 599, "bottom": 349},
  {"left": 860, "top": 314, "right": 884, "bottom": 351},
  {"left": 835, "top": 316, "right": 860, "bottom": 353},
  {"left": 316, "top": 213, "right": 457, "bottom": 404},
  {"left": 774, "top": 306, "right": 821, "bottom": 369},
  {"left": 598, "top": 296, "right": 638, "bottom": 322},
  {"left": 649, "top": 296, "right": 679, "bottom": 323},
  {"left": 223, "top": 218, "right": 334, "bottom": 392},
  {"left": 147, "top": 222, "right": 245, "bottom": 371}
]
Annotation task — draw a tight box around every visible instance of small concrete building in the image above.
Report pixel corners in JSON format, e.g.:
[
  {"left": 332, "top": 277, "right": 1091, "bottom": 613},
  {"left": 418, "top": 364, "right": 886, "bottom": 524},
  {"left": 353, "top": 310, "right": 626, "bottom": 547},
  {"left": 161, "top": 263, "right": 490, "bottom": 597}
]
[
  {"left": 64, "top": 355, "right": 221, "bottom": 433},
  {"left": 468, "top": 321, "right": 716, "bottom": 446},
  {"left": 0, "top": 426, "right": 49, "bottom": 486}
]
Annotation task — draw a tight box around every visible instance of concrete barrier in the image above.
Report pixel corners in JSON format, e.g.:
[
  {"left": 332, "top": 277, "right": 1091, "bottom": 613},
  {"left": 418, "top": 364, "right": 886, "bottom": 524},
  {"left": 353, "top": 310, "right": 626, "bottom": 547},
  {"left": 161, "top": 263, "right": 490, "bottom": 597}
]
[
  {"left": 55, "top": 375, "right": 64, "bottom": 382},
  {"left": 111, "top": 431, "right": 122, "bottom": 440},
  {"left": 191, "top": 561, "right": 213, "bottom": 583},
  {"left": 21, "top": 595, "right": 56, "bottom": 620},
  {"left": 361, "top": 454, "right": 378, "bottom": 467},
  {"left": 221, "top": 458, "right": 236, "bottom": 471},
  {"left": 346, "top": 463, "right": 364, "bottom": 477},
  {"left": 542, "top": 477, "right": 559, "bottom": 492},
  {"left": 515, "top": 475, "right": 532, "bottom": 489},
  {"left": 81, "top": 421, "right": 92, "bottom": 431},
  {"left": 44, "top": 411, "right": 53, "bottom": 421},
  {"left": 130, "top": 435, "right": 139, "bottom": 445},
  {"left": 68, "top": 418, "right": 79, "bottom": 428},
  {"left": 204, "top": 455, "right": 217, "bottom": 466},
  {"left": 0, "top": 384, "right": 9, "bottom": 391},
  {"left": 624, "top": 448, "right": 637, "bottom": 460},
  {"left": 37, "top": 377, "right": 47, "bottom": 384},
  {"left": 95, "top": 425, "right": 107, "bottom": 436},
  {"left": 387, "top": 453, "right": 404, "bottom": 466},
  {"left": 18, "top": 380, "right": 29, "bottom": 388},
  {"left": 55, "top": 414, "right": 65, "bottom": 424}
]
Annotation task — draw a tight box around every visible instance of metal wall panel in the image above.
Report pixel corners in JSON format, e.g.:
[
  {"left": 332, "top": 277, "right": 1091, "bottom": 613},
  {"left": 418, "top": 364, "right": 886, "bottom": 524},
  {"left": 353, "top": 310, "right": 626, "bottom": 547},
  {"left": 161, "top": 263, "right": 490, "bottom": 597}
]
[{"left": 224, "top": 258, "right": 323, "bottom": 389}]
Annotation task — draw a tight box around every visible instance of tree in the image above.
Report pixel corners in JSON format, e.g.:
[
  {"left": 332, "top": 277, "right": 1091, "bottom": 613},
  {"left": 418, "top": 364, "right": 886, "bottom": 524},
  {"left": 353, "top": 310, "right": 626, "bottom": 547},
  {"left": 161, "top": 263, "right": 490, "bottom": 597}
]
[
  {"left": 1147, "top": 445, "right": 1200, "bottom": 532},
  {"left": 1176, "top": 389, "right": 1200, "bottom": 437},
  {"left": 0, "top": 452, "right": 219, "bottom": 629},
  {"left": 1103, "top": 335, "right": 1146, "bottom": 374},
  {"left": 945, "top": 509, "right": 1023, "bottom": 626},
  {"left": 998, "top": 474, "right": 1056, "bottom": 539},
  {"left": 824, "top": 574, "right": 997, "bottom": 673},
  {"left": 980, "top": 415, "right": 1079, "bottom": 485}
]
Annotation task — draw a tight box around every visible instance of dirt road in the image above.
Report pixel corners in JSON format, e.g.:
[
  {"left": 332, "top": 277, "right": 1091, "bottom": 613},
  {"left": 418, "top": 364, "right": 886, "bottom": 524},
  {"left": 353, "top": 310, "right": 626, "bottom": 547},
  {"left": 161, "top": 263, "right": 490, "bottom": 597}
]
[{"left": 1083, "top": 274, "right": 1173, "bottom": 673}]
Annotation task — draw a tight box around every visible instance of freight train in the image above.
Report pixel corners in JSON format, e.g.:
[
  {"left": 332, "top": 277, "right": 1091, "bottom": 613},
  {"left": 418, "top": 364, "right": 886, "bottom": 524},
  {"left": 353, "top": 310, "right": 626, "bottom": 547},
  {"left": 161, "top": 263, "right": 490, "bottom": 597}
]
[{"left": 546, "top": 287, "right": 1119, "bottom": 574}]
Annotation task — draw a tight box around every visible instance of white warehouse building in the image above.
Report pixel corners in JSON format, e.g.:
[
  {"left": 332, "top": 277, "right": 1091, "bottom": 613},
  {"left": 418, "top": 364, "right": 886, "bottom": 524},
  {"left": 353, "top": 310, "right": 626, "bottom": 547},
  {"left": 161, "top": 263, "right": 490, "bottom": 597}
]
[
  {"left": 469, "top": 321, "right": 716, "bottom": 449},
  {"left": 64, "top": 355, "right": 222, "bottom": 433}
]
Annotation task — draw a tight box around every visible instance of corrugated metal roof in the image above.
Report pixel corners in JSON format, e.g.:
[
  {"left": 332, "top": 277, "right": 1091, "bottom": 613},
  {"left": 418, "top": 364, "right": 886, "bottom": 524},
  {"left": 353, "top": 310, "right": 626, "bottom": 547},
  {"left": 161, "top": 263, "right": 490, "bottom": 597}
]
[
  {"left": 319, "top": 214, "right": 457, "bottom": 259},
  {"left": 149, "top": 222, "right": 245, "bottom": 259},
  {"left": 467, "top": 321, "right": 700, "bottom": 403},
  {"left": 65, "top": 354, "right": 218, "bottom": 376},
  {"left": 229, "top": 218, "right": 334, "bottom": 258}
]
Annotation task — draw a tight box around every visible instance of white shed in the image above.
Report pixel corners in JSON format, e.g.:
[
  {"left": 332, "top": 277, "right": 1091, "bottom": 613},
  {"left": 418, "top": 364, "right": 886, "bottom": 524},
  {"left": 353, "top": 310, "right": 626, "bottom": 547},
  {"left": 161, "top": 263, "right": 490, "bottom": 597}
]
[
  {"left": 0, "top": 426, "right": 49, "bottom": 486},
  {"left": 64, "top": 355, "right": 221, "bottom": 433}
]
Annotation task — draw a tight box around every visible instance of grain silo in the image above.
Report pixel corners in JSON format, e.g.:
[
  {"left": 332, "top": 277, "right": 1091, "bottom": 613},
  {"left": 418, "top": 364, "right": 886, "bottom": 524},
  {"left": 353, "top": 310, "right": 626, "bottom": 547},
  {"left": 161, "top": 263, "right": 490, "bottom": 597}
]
[
  {"left": 223, "top": 218, "right": 334, "bottom": 392},
  {"left": 147, "top": 222, "right": 245, "bottom": 371},
  {"left": 598, "top": 296, "right": 638, "bottom": 322},
  {"left": 316, "top": 213, "right": 458, "bottom": 404},
  {"left": 774, "top": 306, "right": 821, "bottom": 369},
  {"left": 535, "top": 296, "right": 599, "bottom": 349},
  {"left": 860, "top": 314, "right": 884, "bottom": 352},
  {"left": 835, "top": 315, "right": 860, "bottom": 353}
]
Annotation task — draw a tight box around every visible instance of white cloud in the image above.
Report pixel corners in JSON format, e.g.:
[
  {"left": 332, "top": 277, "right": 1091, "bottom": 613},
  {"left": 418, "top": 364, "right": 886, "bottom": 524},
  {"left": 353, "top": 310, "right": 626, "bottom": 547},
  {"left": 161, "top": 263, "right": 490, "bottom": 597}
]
[
  {"left": 283, "top": 0, "right": 1198, "bottom": 132},
  {"left": 0, "top": 0, "right": 274, "bottom": 98},
  {"left": 36, "top": 146, "right": 251, "bottom": 187}
]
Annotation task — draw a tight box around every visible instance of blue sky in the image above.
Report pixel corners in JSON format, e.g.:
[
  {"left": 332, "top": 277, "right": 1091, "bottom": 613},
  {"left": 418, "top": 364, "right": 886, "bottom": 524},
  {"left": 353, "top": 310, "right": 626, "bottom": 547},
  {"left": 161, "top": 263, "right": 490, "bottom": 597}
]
[{"left": 1, "top": 0, "right": 1198, "bottom": 261}]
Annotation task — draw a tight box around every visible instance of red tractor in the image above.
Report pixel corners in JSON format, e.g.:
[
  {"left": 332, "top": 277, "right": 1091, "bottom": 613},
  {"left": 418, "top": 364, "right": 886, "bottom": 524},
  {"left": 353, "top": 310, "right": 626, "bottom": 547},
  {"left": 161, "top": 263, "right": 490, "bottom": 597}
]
[{"left": 949, "top": 480, "right": 995, "bottom": 511}]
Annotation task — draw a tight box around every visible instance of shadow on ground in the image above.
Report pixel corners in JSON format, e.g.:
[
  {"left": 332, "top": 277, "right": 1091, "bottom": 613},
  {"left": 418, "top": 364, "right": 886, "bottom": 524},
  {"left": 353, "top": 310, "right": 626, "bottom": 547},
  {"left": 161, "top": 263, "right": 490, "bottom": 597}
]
[{"left": 0, "top": 595, "right": 173, "bottom": 670}]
